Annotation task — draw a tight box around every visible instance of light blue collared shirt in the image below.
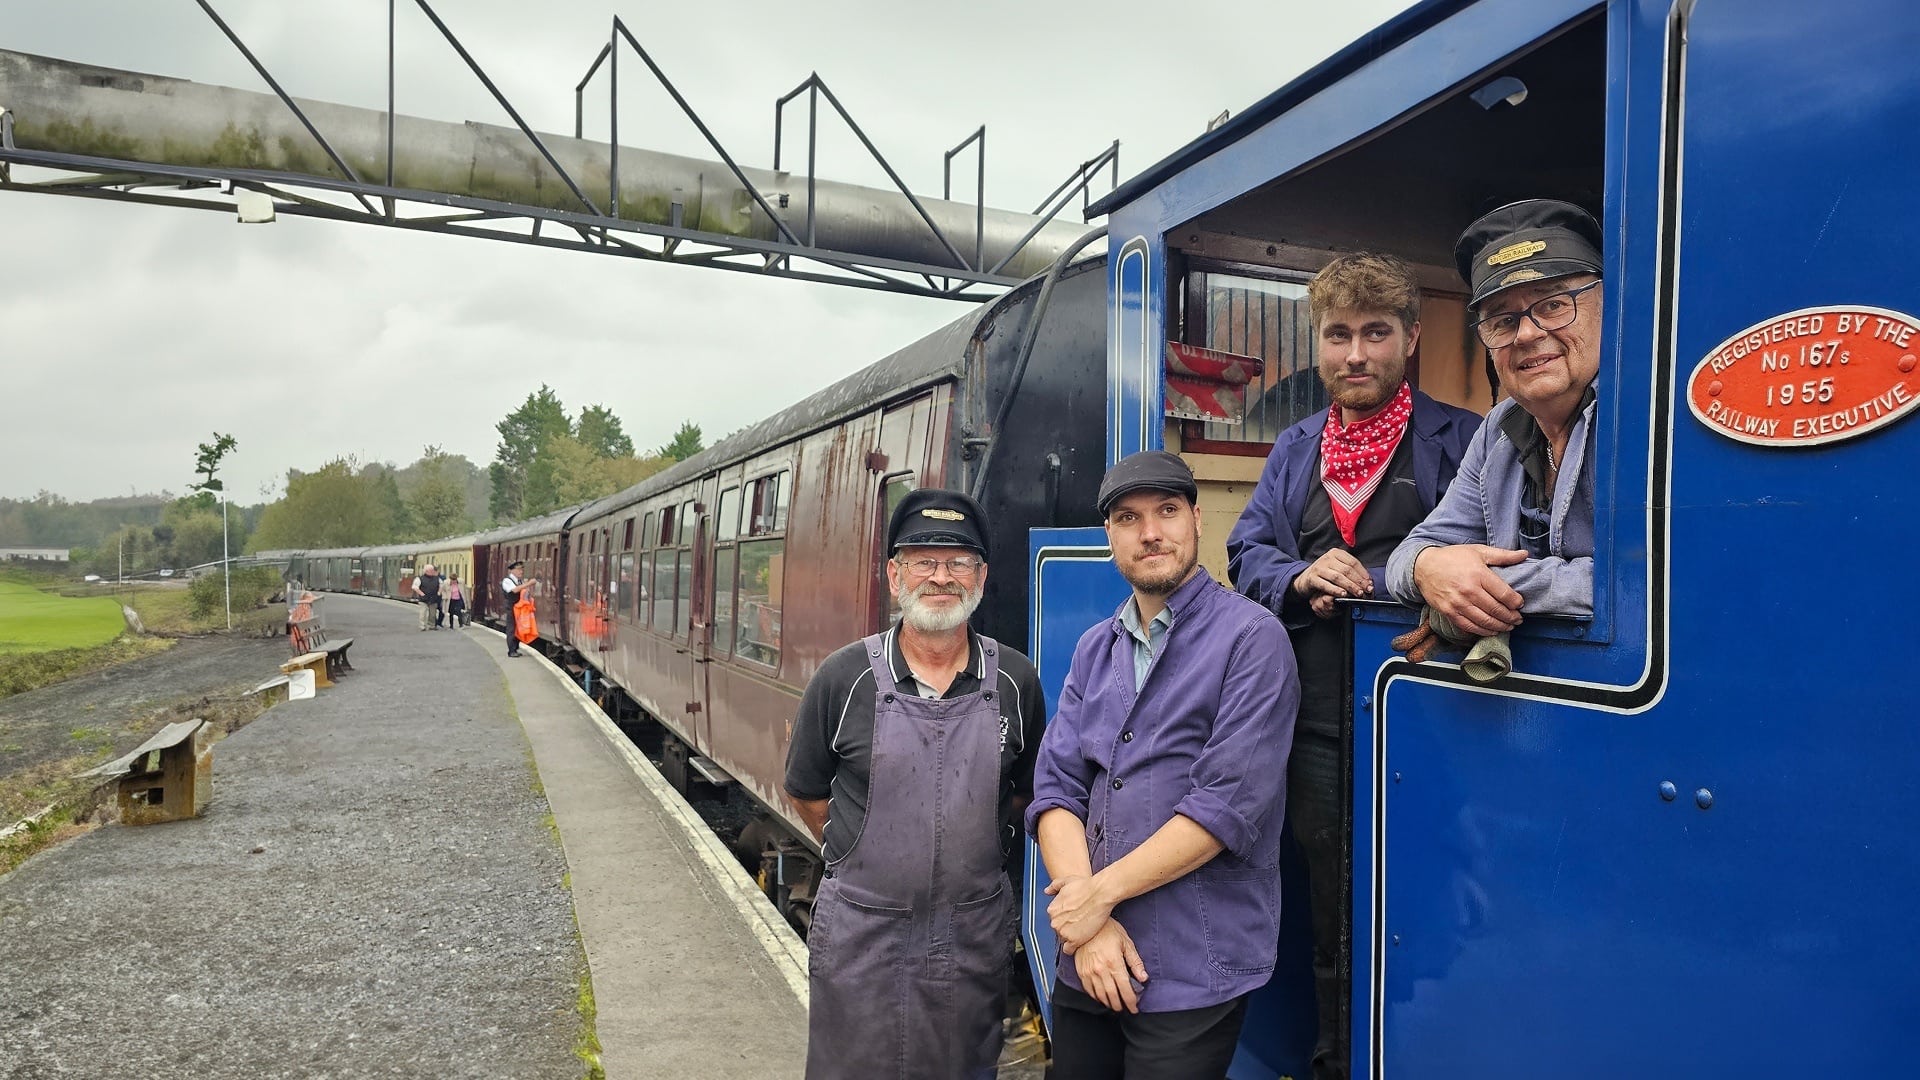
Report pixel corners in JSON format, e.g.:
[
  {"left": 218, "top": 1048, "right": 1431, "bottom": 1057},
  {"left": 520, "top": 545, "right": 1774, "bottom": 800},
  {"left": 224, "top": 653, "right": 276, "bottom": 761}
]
[{"left": 1118, "top": 597, "right": 1172, "bottom": 691}]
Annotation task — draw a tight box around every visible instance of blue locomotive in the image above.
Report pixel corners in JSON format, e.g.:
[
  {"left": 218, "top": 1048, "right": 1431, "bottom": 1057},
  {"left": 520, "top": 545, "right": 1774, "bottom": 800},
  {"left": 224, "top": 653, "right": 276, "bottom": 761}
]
[{"left": 1024, "top": 0, "right": 1920, "bottom": 1075}]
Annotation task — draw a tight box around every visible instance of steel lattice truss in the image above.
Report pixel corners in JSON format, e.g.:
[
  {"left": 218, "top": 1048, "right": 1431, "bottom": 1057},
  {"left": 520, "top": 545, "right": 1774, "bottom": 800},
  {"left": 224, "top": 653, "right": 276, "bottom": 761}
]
[{"left": 0, "top": 0, "right": 1117, "bottom": 301}]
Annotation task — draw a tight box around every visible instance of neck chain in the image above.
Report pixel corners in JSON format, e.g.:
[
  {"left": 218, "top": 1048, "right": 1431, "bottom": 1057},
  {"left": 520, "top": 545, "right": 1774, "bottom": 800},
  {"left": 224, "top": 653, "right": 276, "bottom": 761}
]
[{"left": 1545, "top": 442, "right": 1557, "bottom": 474}]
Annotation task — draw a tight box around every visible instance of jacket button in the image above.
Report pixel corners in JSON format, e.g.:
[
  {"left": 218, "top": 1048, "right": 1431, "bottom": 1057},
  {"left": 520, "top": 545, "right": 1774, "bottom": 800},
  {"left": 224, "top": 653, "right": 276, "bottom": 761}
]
[
  {"left": 1121, "top": 731, "right": 1133, "bottom": 743},
  {"left": 884, "top": 694, "right": 895, "bottom": 703},
  {"left": 1111, "top": 778, "right": 1124, "bottom": 790}
]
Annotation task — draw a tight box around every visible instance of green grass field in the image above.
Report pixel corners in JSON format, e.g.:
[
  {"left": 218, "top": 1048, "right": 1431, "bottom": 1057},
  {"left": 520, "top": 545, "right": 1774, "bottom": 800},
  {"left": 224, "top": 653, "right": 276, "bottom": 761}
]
[{"left": 0, "top": 578, "right": 127, "bottom": 655}]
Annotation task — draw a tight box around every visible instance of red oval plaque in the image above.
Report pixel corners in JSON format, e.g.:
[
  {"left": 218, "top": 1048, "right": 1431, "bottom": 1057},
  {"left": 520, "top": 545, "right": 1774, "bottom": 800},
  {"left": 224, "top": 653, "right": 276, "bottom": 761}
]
[{"left": 1687, "top": 305, "right": 1920, "bottom": 447}]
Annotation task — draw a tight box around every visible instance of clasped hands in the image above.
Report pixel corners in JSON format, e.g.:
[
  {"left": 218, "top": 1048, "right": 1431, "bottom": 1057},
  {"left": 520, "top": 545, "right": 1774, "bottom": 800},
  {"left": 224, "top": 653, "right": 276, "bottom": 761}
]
[
  {"left": 1292, "top": 548, "right": 1374, "bottom": 620},
  {"left": 1044, "top": 873, "right": 1148, "bottom": 1013}
]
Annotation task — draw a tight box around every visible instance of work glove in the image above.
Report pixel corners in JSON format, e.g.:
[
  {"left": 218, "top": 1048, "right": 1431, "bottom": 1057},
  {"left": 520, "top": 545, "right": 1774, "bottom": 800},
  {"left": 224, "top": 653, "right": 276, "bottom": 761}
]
[{"left": 1390, "top": 607, "right": 1512, "bottom": 684}]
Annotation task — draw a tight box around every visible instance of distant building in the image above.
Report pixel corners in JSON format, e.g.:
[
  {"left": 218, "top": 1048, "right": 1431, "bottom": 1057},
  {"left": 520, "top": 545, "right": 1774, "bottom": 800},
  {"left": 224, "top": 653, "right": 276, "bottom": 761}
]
[{"left": 0, "top": 547, "right": 71, "bottom": 562}]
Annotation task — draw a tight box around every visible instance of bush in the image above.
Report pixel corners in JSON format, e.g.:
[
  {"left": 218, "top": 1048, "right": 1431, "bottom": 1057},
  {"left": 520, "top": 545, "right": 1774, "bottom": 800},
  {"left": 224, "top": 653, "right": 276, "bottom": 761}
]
[{"left": 187, "top": 566, "right": 281, "bottom": 618}]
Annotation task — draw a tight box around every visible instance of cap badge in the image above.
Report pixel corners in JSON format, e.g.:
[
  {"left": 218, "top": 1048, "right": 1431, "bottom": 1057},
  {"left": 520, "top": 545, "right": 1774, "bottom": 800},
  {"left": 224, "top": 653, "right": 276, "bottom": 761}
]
[
  {"left": 920, "top": 508, "right": 965, "bottom": 521},
  {"left": 1499, "top": 268, "right": 1545, "bottom": 287},
  {"left": 1487, "top": 239, "right": 1547, "bottom": 266}
]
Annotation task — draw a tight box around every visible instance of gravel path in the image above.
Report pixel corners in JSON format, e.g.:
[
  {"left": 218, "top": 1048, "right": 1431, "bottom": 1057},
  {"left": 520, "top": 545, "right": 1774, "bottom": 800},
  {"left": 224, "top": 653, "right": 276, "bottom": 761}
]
[{"left": 0, "top": 595, "right": 585, "bottom": 1080}]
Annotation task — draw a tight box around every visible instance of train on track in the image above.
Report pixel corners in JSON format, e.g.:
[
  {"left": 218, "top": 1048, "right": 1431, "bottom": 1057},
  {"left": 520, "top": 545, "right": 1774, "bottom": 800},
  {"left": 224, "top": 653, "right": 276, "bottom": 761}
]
[{"left": 259, "top": 0, "right": 1920, "bottom": 1074}]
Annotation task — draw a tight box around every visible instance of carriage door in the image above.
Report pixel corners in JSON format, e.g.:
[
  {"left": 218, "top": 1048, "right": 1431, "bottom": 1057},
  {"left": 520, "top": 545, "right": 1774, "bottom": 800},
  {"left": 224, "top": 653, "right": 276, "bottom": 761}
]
[{"left": 687, "top": 504, "right": 714, "bottom": 753}]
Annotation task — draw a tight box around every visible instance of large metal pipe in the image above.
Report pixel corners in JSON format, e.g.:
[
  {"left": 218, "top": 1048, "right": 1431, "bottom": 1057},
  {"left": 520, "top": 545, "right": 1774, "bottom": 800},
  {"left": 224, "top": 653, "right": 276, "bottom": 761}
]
[{"left": 0, "top": 49, "right": 1090, "bottom": 279}]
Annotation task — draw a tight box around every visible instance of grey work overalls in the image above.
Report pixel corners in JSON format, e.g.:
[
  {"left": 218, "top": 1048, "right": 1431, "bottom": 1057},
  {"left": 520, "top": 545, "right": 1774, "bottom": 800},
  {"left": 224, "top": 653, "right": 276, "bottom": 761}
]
[{"left": 803, "top": 633, "right": 1014, "bottom": 1080}]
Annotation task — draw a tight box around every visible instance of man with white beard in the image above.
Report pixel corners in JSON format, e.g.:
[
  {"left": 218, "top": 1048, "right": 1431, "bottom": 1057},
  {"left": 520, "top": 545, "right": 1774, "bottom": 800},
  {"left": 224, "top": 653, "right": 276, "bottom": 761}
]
[{"left": 783, "top": 488, "right": 1046, "bottom": 1080}]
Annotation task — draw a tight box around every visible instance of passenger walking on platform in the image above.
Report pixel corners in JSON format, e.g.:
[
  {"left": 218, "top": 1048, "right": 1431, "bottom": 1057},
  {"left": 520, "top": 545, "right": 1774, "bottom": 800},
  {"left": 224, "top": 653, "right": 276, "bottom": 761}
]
[
  {"left": 783, "top": 489, "right": 1046, "bottom": 1080},
  {"left": 1223, "top": 253, "right": 1481, "bottom": 1079},
  {"left": 415, "top": 564, "right": 442, "bottom": 631},
  {"left": 501, "top": 560, "right": 535, "bottom": 657},
  {"left": 445, "top": 573, "right": 466, "bottom": 628},
  {"left": 1387, "top": 201, "right": 1603, "bottom": 660},
  {"left": 1029, "top": 452, "right": 1297, "bottom": 1080}
]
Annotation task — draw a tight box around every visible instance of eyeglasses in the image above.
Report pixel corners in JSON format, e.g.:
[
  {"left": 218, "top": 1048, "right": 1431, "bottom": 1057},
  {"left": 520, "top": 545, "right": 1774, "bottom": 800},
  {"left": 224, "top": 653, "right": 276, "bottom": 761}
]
[
  {"left": 897, "top": 555, "right": 982, "bottom": 578},
  {"left": 1472, "top": 279, "right": 1601, "bottom": 349}
]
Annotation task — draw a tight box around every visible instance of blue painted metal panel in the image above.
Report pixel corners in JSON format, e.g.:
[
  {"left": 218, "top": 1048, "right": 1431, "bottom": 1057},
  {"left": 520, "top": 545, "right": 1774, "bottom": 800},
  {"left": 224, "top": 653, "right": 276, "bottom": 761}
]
[{"left": 1022, "top": 527, "right": 1122, "bottom": 1030}]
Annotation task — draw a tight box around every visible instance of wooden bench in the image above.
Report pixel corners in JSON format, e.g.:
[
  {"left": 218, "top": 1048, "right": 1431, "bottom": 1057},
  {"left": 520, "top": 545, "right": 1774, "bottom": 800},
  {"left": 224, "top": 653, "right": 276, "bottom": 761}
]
[
  {"left": 78, "top": 719, "right": 212, "bottom": 825},
  {"left": 284, "top": 605, "right": 353, "bottom": 687}
]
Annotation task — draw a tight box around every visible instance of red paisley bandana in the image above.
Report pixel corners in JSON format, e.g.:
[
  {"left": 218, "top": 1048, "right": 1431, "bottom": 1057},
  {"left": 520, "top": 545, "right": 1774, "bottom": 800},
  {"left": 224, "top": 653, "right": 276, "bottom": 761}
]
[{"left": 1320, "top": 381, "right": 1414, "bottom": 546}]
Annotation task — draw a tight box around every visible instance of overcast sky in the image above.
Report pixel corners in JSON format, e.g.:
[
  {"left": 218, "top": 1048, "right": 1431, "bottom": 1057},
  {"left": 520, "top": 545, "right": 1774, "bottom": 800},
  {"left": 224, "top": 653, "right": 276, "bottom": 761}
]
[{"left": 1, "top": 0, "right": 1414, "bottom": 504}]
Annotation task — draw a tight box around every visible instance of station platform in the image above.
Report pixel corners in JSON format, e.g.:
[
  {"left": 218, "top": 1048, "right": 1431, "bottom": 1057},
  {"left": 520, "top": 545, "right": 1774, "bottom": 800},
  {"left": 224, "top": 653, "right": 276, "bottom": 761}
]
[{"left": 0, "top": 593, "right": 807, "bottom": 1080}]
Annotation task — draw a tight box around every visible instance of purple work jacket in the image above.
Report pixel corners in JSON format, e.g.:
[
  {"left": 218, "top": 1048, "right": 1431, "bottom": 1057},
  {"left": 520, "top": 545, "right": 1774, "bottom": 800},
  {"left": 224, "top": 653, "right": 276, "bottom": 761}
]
[{"left": 1026, "top": 570, "right": 1299, "bottom": 1011}]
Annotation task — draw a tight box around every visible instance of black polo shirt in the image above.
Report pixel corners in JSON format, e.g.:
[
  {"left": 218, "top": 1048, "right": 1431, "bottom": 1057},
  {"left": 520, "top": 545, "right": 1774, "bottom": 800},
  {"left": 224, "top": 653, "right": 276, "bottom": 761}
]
[{"left": 783, "top": 624, "right": 1046, "bottom": 867}]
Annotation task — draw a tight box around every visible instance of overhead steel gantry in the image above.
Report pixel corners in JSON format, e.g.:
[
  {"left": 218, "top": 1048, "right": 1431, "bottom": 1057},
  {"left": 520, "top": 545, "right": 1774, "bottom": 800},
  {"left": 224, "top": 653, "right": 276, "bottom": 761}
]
[{"left": 0, "top": 0, "right": 1117, "bottom": 300}]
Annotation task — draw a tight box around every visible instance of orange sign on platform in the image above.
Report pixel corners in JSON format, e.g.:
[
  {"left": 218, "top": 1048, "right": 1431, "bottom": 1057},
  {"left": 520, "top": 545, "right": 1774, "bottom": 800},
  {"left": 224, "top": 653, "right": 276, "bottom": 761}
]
[{"left": 1687, "top": 305, "right": 1920, "bottom": 447}]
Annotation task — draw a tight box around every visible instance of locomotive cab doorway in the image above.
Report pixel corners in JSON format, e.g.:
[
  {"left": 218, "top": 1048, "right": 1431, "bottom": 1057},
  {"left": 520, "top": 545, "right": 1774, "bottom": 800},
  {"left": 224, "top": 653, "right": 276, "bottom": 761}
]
[{"left": 1178, "top": 13, "right": 1607, "bottom": 1077}]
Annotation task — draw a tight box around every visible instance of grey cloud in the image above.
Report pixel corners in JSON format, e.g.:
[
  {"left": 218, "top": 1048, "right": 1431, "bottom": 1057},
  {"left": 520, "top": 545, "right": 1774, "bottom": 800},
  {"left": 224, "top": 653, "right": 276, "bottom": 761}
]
[{"left": 1, "top": 0, "right": 1414, "bottom": 502}]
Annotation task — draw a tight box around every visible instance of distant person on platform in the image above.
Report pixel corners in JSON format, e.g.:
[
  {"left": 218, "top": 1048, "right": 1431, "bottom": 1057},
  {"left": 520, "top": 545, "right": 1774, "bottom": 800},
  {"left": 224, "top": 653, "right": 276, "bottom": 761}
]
[
  {"left": 1030, "top": 451, "right": 1297, "bottom": 1080},
  {"left": 501, "top": 560, "right": 536, "bottom": 657},
  {"left": 783, "top": 489, "right": 1045, "bottom": 1080},
  {"left": 1387, "top": 200, "right": 1603, "bottom": 665},
  {"left": 414, "top": 564, "right": 442, "bottom": 632},
  {"left": 445, "top": 572, "right": 466, "bottom": 628},
  {"left": 1223, "top": 252, "right": 1481, "bottom": 1079}
]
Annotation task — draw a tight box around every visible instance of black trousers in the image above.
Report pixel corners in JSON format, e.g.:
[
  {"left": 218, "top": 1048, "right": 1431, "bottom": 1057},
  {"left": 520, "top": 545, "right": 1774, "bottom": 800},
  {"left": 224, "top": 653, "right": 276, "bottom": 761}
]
[
  {"left": 1047, "top": 984, "right": 1248, "bottom": 1080},
  {"left": 1289, "top": 729, "right": 1350, "bottom": 1080}
]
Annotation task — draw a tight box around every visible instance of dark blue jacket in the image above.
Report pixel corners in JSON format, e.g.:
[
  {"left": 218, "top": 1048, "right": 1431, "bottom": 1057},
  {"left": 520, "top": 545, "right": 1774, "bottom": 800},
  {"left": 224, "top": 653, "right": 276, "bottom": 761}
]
[
  {"left": 1225, "top": 390, "right": 1483, "bottom": 629},
  {"left": 1026, "top": 570, "right": 1297, "bottom": 1011}
]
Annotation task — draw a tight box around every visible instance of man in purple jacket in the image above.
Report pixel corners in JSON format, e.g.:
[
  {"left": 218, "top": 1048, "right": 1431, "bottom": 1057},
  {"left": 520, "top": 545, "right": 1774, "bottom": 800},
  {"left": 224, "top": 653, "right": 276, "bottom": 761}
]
[
  {"left": 1030, "top": 451, "right": 1298, "bottom": 1079},
  {"left": 1223, "top": 252, "right": 1481, "bottom": 1079}
]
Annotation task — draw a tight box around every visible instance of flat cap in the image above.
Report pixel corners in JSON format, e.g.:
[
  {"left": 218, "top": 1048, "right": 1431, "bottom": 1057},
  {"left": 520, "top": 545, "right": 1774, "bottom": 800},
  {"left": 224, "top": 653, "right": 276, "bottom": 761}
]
[
  {"left": 1097, "top": 451, "right": 1197, "bottom": 518},
  {"left": 888, "top": 488, "right": 989, "bottom": 558},
  {"left": 1454, "top": 199, "right": 1603, "bottom": 307}
]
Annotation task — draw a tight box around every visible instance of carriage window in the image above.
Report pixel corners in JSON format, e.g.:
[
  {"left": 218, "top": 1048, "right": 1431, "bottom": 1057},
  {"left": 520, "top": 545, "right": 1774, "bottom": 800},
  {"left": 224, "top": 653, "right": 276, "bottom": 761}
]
[
  {"left": 617, "top": 552, "right": 634, "bottom": 617},
  {"left": 880, "top": 473, "right": 915, "bottom": 624},
  {"left": 748, "top": 471, "right": 790, "bottom": 536},
  {"left": 677, "top": 500, "right": 696, "bottom": 548},
  {"left": 643, "top": 511, "right": 655, "bottom": 549},
  {"left": 656, "top": 506, "right": 675, "bottom": 547},
  {"left": 623, "top": 517, "right": 635, "bottom": 551},
  {"left": 1184, "top": 270, "right": 1319, "bottom": 447},
  {"left": 736, "top": 538, "right": 783, "bottom": 668},
  {"left": 650, "top": 552, "right": 676, "bottom": 634},
  {"left": 636, "top": 552, "right": 652, "bottom": 623},
  {"left": 711, "top": 544, "right": 737, "bottom": 656},
  {"left": 674, "top": 547, "right": 694, "bottom": 640},
  {"left": 717, "top": 487, "right": 741, "bottom": 542}
]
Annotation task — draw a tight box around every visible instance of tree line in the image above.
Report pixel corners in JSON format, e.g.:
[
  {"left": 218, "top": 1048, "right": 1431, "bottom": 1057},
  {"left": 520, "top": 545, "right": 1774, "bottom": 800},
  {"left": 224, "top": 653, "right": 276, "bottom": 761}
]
[
  {"left": 249, "top": 389, "right": 702, "bottom": 550},
  {"left": 4, "top": 393, "right": 706, "bottom": 568}
]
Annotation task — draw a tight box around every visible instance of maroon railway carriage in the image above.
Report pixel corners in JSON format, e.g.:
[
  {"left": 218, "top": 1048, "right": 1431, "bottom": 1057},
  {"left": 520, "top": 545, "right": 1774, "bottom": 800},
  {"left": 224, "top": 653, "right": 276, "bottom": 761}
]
[
  {"left": 561, "top": 254, "right": 1108, "bottom": 911},
  {"left": 469, "top": 505, "right": 578, "bottom": 642}
]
